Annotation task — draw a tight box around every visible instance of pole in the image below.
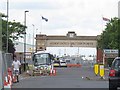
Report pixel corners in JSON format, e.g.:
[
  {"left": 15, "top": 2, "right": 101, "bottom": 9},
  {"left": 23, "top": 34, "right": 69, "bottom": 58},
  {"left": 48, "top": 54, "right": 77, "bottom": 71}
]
[
  {"left": 103, "top": 53, "right": 105, "bottom": 65},
  {"left": 0, "top": 12, "right": 3, "bottom": 90},
  {"left": 6, "top": 0, "right": 9, "bottom": 53},
  {"left": 118, "top": 1, "right": 120, "bottom": 57},
  {"left": 23, "top": 10, "right": 29, "bottom": 71},
  {"left": 32, "top": 24, "right": 35, "bottom": 55}
]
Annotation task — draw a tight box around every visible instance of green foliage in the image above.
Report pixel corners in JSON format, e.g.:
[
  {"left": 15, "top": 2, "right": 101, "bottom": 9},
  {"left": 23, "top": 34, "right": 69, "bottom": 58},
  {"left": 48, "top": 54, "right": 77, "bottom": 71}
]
[
  {"left": 97, "top": 17, "right": 120, "bottom": 50},
  {"left": 1, "top": 13, "right": 26, "bottom": 53}
]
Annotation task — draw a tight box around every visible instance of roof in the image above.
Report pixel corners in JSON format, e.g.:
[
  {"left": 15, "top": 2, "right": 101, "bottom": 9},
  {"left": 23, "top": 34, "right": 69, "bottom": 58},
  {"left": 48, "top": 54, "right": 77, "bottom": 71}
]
[
  {"left": 35, "top": 50, "right": 51, "bottom": 54},
  {"left": 115, "top": 57, "right": 120, "bottom": 59}
]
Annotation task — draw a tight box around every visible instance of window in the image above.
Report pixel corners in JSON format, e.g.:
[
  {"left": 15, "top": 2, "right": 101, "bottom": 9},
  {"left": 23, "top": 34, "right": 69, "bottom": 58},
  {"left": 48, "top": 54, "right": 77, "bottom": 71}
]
[{"left": 34, "top": 53, "right": 51, "bottom": 65}]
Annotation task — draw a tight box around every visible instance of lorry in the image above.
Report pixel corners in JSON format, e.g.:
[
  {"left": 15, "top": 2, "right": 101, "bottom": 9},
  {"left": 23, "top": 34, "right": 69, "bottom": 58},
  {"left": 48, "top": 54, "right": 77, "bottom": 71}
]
[{"left": 32, "top": 51, "right": 54, "bottom": 76}]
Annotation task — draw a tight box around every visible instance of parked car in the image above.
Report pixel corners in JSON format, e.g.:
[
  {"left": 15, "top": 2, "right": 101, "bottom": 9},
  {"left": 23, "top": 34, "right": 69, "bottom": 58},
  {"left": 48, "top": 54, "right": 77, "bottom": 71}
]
[
  {"left": 109, "top": 57, "right": 120, "bottom": 90},
  {"left": 60, "top": 60, "right": 67, "bottom": 67},
  {"left": 53, "top": 60, "right": 60, "bottom": 67}
]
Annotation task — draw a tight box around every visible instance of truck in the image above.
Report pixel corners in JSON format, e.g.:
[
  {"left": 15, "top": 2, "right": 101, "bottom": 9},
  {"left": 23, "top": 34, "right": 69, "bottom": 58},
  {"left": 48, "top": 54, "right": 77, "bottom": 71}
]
[{"left": 32, "top": 51, "right": 54, "bottom": 76}]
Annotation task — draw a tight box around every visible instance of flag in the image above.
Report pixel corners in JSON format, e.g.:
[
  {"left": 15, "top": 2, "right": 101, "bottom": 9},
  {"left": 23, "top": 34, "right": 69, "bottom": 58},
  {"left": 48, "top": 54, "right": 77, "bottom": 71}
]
[
  {"left": 102, "top": 17, "right": 110, "bottom": 21},
  {"left": 42, "top": 16, "right": 48, "bottom": 22}
]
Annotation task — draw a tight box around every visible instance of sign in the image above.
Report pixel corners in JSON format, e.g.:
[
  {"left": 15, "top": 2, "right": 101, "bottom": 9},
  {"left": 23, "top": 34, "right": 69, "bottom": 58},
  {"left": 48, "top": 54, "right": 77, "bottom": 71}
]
[
  {"left": 104, "top": 49, "right": 118, "bottom": 54},
  {"left": 47, "top": 40, "right": 97, "bottom": 47}
]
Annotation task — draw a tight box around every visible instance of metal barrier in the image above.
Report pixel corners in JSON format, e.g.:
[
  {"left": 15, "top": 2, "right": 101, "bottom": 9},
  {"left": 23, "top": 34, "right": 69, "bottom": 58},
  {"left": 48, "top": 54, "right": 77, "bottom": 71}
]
[
  {"left": 2, "top": 53, "right": 13, "bottom": 89},
  {"left": 0, "top": 51, "right": 3, "bottom": 90}
]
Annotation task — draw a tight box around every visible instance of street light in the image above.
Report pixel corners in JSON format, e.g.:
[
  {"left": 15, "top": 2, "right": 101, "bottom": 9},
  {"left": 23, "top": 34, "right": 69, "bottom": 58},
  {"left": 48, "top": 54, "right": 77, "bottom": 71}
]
[
  {"left": 23, "top": 10, "right": 29, "bottom": 71},
  {"left": 32, "top": 24, "right": 35, "bottom": 55},
  {"left": 6, "top": 0, "right": 9, "bottom": 53},
  {"left": 118, "top": 1, "right": 120, "bottom": 57}
]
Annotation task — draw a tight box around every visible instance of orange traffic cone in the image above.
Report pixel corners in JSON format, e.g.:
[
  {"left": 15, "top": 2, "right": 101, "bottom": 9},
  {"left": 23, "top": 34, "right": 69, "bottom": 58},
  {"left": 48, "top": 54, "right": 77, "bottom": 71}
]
[
  {"left": 53, "top": 69, "right": 56, "bottom": 76},
  {"left": 8, "top": 75, "right": 12, "bottom": 88},
  {"left": 50, "top": 69, "right": 53, "bottom": 76},
  {"left": 4, "top": 76, "right": 11, "bottom": 89},
  {"left": 12, "top": 75, "right": 17, "bottom": 83}
]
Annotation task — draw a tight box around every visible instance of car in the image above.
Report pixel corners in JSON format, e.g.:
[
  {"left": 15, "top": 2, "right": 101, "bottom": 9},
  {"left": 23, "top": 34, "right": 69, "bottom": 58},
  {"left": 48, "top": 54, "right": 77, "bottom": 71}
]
[
  {"left": 109, "top": 57, "right": 120, "bottom": 90},
  {"left": 53, "top": 60, "right": 60, "bottom": 67},
  {"left": 60, "top": 60, "right": 67, "bottom": 67}
]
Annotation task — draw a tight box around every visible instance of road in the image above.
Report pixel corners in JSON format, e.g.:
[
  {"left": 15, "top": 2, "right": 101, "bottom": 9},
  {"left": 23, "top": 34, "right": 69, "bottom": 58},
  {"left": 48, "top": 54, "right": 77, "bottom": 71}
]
[{"left": 12, "top": 66, "right": 109, "bottom": 89}]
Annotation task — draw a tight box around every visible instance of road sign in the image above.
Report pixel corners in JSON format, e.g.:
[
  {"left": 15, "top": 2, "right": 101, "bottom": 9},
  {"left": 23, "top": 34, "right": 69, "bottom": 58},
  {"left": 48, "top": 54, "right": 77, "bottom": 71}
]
[{"left": 103, "top": 49, "right": 118, "bottom": 54}]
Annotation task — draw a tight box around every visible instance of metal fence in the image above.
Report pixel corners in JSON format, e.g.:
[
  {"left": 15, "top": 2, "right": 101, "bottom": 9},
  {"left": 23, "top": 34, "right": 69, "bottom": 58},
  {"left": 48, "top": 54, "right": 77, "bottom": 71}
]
[{"left": 1, "top": 53, "right": 13, "bottom": 89}]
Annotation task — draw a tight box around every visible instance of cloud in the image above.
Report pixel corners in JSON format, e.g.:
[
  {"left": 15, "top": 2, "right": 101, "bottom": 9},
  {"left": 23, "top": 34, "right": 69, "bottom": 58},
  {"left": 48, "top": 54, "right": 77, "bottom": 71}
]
[
  {"left": 9, "top": 2, "right": 61, "bottom": 10},
  {"left": 1, "top": 0, "right": 119, "bottom": 55},
  {"left": 1, "top": 0, "right": 119, "bottom": 41}
]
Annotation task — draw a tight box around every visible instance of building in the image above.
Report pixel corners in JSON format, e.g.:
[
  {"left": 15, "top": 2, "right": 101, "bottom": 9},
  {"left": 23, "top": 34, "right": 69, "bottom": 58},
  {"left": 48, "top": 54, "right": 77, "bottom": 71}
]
[{"left": 14, "top": 41, "right": 35, "bottom": 62}]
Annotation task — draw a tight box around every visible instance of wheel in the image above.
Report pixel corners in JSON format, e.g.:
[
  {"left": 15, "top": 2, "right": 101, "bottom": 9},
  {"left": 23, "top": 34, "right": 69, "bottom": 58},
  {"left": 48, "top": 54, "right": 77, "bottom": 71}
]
[{"left": 109, "top": 79, "right": 117, "bottom": 90}]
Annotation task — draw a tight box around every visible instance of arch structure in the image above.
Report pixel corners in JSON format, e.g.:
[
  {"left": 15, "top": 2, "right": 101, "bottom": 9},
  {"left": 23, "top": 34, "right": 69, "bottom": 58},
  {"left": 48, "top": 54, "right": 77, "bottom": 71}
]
[{"left": 35, "top": 31, "right": 100, "bottom": 52}]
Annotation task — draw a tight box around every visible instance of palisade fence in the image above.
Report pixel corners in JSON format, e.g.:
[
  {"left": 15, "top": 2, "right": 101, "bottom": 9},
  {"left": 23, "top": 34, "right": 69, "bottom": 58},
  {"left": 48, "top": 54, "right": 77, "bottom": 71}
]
[{"left": 1, "top": 53, "right": 13, "bottom": 89}]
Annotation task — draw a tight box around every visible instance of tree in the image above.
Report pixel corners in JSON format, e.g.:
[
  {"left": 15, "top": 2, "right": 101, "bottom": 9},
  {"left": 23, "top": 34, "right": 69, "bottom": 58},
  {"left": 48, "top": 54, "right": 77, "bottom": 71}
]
[
  {"left": 97, "top": 17, "right": 120, "bottom": 56},
  {"left": 1, "top": 13, "right": 26, "bottom": 54}
]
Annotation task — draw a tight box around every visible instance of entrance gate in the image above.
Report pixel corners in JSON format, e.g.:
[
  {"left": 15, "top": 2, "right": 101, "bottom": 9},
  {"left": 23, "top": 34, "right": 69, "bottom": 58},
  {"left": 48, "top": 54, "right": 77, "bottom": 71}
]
[{"left": 35, "top": 31, "right": 99, "bottom": 51}]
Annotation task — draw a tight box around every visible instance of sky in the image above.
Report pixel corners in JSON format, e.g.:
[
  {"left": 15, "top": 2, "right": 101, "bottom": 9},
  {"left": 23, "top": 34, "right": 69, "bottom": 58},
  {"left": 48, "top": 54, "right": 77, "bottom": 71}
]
[{"left": 0, "top": 0, "right": 120, "bottom": 56}]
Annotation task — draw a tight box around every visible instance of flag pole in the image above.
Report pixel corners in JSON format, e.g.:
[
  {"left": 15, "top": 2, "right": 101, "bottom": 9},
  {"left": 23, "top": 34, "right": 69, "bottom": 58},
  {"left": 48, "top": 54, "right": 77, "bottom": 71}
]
[
  {"left": 102, "top": 15, "right": 104, "bottom": 32},
  {"left": 40, "top": 15, "right": 42, "bottom": 34}
]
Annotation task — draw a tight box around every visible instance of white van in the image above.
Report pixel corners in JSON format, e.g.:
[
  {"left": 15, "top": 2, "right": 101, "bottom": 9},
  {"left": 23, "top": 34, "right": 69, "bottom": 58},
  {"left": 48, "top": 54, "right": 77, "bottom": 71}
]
[{"left": 59, "top": 60, "right": 67, "bottom": 67}]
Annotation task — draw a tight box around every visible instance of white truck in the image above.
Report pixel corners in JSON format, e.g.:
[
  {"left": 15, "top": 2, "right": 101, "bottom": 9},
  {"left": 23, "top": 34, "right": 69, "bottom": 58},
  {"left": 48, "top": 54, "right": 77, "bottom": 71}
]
[{"left": 32, "top": 51, "right": 54, "bottom": 76}]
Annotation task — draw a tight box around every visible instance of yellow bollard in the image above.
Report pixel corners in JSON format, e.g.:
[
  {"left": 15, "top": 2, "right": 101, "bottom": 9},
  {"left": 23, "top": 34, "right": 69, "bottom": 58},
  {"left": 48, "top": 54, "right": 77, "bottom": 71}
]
[
  {"left": 99, "top": 64, "right": 105, "bottom": 79},
  {"left": 94, "top": 64, "right": 99, "bottom": 76}
]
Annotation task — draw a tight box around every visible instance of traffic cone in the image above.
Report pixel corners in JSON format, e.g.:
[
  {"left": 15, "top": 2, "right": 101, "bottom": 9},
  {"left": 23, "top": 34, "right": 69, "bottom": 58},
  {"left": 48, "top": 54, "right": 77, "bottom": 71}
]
[
  {"left": 4, "top": 76, "right": 11, "bottom": 89},
  {"left": 7, "top": 68, "right": 13, "bottom": 85},
  {"left": 50, "top": 69, "right": 53, "bottom": 76},
  {"left": 12, "top": 75, "right": 17, "bottom": 83},
  {"left": 53, "top": 69, "right": 56, "bottom": 76},
  {"left": 8, "top": 75, "right": 12, "bottom": 88}
]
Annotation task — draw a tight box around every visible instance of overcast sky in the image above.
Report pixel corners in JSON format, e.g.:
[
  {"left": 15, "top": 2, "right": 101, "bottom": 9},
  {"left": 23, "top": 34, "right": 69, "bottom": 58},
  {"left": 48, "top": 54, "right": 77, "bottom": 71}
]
[{"left": 0, "top": 0, "right": 119, "bottom": 56}]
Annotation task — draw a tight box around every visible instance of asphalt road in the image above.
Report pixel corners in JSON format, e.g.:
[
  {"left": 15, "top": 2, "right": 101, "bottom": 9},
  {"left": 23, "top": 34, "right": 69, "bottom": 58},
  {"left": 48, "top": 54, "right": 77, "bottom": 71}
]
[{"left": 12, "top": 66, "right": 109, "bottom": 89}]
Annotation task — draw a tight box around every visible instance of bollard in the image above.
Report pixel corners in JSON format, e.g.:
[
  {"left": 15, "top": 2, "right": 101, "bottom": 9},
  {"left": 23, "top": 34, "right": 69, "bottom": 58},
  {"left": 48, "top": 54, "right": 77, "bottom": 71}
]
[
  {"left": 99, "top": 64, "right": 105, "bottom": 79},
  {"left": 94, "top": 64, "right": 99, "bottom": 76}
]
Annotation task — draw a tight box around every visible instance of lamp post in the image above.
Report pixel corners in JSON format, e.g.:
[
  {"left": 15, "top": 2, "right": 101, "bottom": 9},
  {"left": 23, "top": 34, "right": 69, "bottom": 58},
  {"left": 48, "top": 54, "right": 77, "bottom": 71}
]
[
  {"left": 6, "top": 0, "right": 9, "bottom": 53},
  {"left": 32, "top": 24, "right": 35, "bottom": 55},
  {"left": 23, "top": 10, "right": 29, "bottom": 71},
  {"left": 118, "top": 1, "right": 120, "bottom": 57}
]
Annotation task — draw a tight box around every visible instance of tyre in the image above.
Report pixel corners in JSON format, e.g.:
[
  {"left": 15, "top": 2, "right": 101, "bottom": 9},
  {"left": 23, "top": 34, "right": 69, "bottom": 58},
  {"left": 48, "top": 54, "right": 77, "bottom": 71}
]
[{"left": 109, "top": 79, "right": 117, "bottom": 90}]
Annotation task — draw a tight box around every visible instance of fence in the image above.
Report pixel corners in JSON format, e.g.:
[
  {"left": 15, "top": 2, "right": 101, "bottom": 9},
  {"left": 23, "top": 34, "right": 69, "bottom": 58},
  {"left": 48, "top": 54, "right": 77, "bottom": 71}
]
[
  {"left": 0, "top": 51, "right": 3, "bottom": 90},
  {"left": 1, "top": 53, "right": 13, "bottom": 89}
]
